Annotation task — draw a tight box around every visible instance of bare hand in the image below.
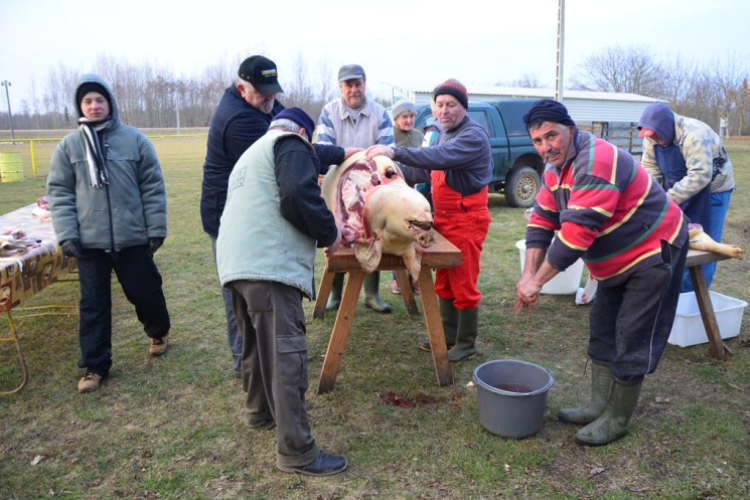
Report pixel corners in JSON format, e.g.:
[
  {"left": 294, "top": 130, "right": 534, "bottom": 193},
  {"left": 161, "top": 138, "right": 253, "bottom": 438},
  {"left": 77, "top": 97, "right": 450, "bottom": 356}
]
[
  {"left": 325, "top": 228, "right": 343, "bottom": 257},
  {"left": 365, "top": 145, "right": 394, "bottom": 161},
  {"left": 343, "top": 147, "right": 363, "bottom": 160},
  {"left": 516, "top": 277, "right": 542, "bottom": 306}
]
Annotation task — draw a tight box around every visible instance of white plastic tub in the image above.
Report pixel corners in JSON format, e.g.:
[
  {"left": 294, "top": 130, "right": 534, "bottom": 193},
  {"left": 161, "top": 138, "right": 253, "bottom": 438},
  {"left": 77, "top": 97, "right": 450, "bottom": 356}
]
[
  {"left": 515, "top": 240, "right": 584, "bottom": 295},
  {"left": 667, "top": 291, "right": 747, "bottom": 347}
]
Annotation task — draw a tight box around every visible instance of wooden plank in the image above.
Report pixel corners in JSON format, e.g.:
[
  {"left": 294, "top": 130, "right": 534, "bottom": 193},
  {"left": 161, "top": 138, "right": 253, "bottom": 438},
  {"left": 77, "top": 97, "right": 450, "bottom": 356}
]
[
  {"left": 394, "top": 269, "right": 419, "bottom": 315},
  {"left": 686, "top": 249, "right": 730, "bottom": 268},
  {"left": 418, "top": 269, "right": 453, "bottom": 387},
  {"left": 689, "top": 266, "right": 730, "bottom": 361},
  {"left": 317, "top": 270, "right": 366, "bottom": 394},
  {"left": 326, "top": 233, "right": 461, "bottom": 273},
  {"left": 312, "top": 260, "right": 334, "bottom": 320}
]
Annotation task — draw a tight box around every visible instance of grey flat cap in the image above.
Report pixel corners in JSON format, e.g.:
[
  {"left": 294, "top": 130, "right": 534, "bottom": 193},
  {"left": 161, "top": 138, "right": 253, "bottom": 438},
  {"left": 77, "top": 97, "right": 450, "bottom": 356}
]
[{"left": 338, "top": 64, "right": 366, "bottom": 82}]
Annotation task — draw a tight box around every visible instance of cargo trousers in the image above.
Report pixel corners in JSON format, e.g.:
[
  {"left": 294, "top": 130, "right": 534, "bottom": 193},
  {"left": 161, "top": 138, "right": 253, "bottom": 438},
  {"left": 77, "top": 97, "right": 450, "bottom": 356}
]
[
  {"left": 228, "top": 280, "right": 320, "bottom": 468},
  {"left": 588, "top": 239, "right": 688, "bottom": 381}
]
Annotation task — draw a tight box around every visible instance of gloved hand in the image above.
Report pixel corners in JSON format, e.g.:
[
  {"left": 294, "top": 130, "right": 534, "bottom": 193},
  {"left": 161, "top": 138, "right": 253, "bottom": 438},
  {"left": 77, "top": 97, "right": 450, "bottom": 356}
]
[
  {"left": 148, "top": 237, "right": 165, "bottom": 254},
  {"left": 61, "top": 239, "right": 82, "bottom": 258},
  {"left": 325, "top": 228, "right": 343, "bottom": 258}
]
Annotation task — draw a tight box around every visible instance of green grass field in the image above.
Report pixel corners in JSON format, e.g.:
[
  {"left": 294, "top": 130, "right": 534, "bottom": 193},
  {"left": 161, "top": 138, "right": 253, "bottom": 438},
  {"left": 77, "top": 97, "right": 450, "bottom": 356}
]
[{"left": 1, "top": 136, "right": 748, "bottom": 498}]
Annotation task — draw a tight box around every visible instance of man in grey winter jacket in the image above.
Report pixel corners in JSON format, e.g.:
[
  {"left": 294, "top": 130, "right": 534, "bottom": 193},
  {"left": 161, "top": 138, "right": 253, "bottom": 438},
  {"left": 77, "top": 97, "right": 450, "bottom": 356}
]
[{"left": 47, "top": 74, "right": 171, "bottom": 393}]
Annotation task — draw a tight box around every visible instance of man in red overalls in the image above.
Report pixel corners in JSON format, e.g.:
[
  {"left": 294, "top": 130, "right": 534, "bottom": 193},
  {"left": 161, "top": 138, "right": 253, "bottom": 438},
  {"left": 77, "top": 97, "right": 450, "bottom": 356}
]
[{"left": 365, "top": 79, "right": 492, "bottom": 362}]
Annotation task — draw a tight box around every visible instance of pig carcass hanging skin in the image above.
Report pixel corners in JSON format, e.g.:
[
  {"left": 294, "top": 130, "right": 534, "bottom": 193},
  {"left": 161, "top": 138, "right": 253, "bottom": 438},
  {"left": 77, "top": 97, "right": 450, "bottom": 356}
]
[{"left": 321, "top": 151, "right": 435, "bottom": 278}]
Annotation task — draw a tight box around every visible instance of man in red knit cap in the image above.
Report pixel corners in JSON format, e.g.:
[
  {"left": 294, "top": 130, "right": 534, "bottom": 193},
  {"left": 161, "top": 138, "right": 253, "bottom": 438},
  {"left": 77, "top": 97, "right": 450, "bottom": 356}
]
[{"left": 366, "top": 79, "right": 492, "bottom": 362}]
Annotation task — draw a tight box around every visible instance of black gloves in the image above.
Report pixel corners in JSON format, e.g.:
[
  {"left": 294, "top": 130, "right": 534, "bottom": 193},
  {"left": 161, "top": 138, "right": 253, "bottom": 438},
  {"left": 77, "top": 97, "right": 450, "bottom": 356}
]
[
  {"left": 148, "top": 237, "right": 165, "bottom": 254},
  {"left": 60, "top": 239, "right": 83, "bottom": 258},
  {"left": 60, "top": 238, "right": 164, "bottom": 256}
]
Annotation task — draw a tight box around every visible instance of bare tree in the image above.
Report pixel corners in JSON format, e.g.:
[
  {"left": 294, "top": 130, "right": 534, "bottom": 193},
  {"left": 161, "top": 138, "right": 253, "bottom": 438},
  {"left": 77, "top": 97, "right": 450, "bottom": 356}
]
[
  {"left": 496, "top": 72, "right": 547, "bottom": 89},
  {"left": 29, "top": 74, "right": 41, "bottom": 129},
  {"left": 728, "top": 78, "right": 750, "bottom": 137},
  {"left": 283, "top": 49, "right": 315, "bottom": 112},
  {"left": 570, "top": 44, "right": 662, "bottom": 96},
  {"left": 711, "top": 51, "right": 745, "bottom": 136}
]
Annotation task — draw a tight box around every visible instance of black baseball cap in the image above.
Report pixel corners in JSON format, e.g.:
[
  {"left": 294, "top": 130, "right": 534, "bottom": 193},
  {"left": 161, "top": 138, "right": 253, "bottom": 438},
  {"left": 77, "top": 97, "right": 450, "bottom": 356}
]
[{"left": 238, "top": 55, "right": 283, "bottom": 95}]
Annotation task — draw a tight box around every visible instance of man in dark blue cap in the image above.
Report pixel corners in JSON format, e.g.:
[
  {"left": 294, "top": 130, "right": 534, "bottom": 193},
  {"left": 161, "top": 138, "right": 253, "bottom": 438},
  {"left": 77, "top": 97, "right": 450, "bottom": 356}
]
[
  {"left": 216, "top": 107, "right": 348, "bottom": 476},
  {"left": 516, "top": 99, "right": 689, "bottom": 446},
  {"left": 201, "top": 56, "right": 355, "bottom": 378}
]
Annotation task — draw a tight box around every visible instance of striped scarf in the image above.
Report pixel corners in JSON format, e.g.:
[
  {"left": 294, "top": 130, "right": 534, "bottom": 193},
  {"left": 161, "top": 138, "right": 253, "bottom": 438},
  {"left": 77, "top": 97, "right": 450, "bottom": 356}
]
[{"left": 78, "top": 117, "right": 110, "bottom": 188}]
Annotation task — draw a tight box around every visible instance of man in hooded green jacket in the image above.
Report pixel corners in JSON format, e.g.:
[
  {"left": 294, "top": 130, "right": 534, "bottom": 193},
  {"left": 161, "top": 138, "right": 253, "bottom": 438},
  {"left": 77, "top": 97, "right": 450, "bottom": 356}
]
[{"left": 47, "top": 74, "right": 171, "bottom": 393}]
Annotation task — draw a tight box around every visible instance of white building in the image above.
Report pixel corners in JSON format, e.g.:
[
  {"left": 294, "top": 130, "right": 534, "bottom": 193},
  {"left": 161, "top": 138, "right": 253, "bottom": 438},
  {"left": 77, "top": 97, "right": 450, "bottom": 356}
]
[{"left": 384, "top": 84, "right": 656, "bottom": 123}]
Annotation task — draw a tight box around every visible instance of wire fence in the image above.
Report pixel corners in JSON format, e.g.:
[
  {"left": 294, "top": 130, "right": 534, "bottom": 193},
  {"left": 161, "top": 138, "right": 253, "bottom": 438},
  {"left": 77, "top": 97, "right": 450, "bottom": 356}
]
[{"left": 0, "top": 133, "right": 207, "bottom": 178}]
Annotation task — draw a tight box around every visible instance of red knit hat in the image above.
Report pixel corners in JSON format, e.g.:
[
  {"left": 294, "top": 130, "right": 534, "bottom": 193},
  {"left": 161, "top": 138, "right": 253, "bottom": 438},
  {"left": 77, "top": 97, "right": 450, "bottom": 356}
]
[{"left": 433, "top": 79, "right": 468, "bottom": 109}]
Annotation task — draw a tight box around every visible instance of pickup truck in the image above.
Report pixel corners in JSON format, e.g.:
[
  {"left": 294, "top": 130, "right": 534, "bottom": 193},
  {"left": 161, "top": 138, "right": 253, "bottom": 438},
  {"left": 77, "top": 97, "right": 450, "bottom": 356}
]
[{"left": 413, "top": 99, "right": 544, "bottom": 208}]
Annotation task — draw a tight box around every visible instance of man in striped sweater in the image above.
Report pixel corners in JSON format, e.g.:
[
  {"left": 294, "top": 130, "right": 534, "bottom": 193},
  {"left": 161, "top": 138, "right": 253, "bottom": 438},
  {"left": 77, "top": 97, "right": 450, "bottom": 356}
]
[{"left": 516, "top": 99, "right": 688, "bottom": 446}]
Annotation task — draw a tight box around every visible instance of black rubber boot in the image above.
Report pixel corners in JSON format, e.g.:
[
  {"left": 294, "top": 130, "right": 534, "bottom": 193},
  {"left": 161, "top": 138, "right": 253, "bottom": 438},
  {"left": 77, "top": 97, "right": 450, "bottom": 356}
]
[
  {"left": 575, "top": 379, "right": 643, "bottom": 446},
  {"left": 363, "top": 272, "right": 392, "bottom": 313},
  {"left": 558, "top": 360, "right": 615, "bottom": 425},
  {"left": 420, "top": 297, "right": 458, "bottom": 351},
  {"left": 325, "top": 273, "right": 345, "bottom": 311},
  {"left": 447, "top": 307, "right": 478, "bottom": 363}
]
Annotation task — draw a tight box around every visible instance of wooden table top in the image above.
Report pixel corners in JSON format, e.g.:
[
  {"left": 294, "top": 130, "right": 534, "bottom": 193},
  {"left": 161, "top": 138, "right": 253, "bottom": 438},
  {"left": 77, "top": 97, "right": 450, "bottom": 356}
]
[
  {"left": 326, "top": 232, "right": 462, "bottom": 273},
  {"left": 686, "top": 249, "right": 731, "bottom": 268}
]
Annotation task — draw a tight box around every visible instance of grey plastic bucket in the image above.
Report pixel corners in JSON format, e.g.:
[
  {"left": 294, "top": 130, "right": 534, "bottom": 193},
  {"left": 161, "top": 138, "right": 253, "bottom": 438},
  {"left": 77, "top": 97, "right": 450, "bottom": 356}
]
[{"left": 473, "top": 359, "right": 554, "bottom": 439}]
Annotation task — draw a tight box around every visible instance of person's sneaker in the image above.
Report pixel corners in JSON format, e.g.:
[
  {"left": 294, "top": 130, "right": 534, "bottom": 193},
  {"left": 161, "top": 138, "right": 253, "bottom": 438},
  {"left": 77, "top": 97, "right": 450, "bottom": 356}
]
[
  {"left": 78, "top": 372, "right": 103, "bottom": 393},
  {"left": 148, "top": 336, "right": 169, "bottom": 356},
  {"left": 391, "top": 279, "right": 401, "bottom": 295},
  {"left": 411, "top": 280, "right": 420, "bottom": 295},
  {"left": 277, "top": 450, "right": 348, "bottom": 476}
]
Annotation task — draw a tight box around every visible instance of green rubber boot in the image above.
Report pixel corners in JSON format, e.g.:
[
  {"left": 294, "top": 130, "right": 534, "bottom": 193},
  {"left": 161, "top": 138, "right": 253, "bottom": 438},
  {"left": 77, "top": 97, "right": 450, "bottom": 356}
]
[
  {"left": 363, "top": 272, "right": 392, "bottom": 313},
  {"left": 447, "top": 307, "right": 478, "bottom": 363},
  {"left": 575, "top": 379, "right": 643, "bottom": 446},
  {"left": 420, "top": 297, "right": 458, "bottom": 351},
  {"left": 325, "top": 273, "right": 345, "bottom": 311},
  {"left": 558, "top": 361, "right": 615, "bottom": 425}
]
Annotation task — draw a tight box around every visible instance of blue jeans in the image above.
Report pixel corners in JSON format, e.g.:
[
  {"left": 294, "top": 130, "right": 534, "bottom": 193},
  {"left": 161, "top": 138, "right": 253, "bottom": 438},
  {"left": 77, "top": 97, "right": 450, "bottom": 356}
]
[
  {"left": 681, "top": 190, "right": 732, "bottom": 292},
  {"left": 211, "top": 236, "right": 243, "bottom": 375}
]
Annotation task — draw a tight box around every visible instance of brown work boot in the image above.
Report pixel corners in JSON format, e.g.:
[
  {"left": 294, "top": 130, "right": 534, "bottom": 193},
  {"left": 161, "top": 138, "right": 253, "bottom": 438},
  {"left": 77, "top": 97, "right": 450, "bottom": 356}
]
[
  {"left": 148, "top": 336, "right": 169, "bottom": 356},
  {"left": 78, "top": 372, "right": 103, "bottom": 393}
]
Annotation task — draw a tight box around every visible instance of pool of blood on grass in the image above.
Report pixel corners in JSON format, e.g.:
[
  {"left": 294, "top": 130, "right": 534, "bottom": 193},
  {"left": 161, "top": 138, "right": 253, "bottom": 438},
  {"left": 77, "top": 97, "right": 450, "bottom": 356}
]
[{"left": 380, "top": 391, "right": 445, "bottom": 408}]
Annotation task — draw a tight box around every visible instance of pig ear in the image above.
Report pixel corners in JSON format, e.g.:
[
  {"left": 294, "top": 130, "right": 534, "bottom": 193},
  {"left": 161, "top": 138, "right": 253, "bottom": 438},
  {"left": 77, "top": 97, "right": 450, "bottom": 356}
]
[
  {"left": 401, "top": 246, "right": 423, "bottom": 279},
  {"left": 354, "top": 238, "right": 383, "bottom": 274}
]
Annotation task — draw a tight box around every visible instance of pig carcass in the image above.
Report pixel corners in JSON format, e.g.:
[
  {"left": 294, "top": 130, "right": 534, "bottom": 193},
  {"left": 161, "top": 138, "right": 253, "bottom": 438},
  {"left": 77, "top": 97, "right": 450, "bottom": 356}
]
[
  {"left": 688, "top": 223, "right": 744, "bottom": 260},
  {"left": 321, "top": 152, "right": 435, "bottom": 277}
]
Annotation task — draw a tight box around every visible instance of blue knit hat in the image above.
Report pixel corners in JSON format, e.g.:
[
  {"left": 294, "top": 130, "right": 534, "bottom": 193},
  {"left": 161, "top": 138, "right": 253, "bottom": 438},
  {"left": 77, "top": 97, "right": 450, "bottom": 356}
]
[
  {"left": 523, "top": 99, "right": 575, "bottom": 129},
  {"left": 274, "top": 107, "right": 315, "bottom": 138}
]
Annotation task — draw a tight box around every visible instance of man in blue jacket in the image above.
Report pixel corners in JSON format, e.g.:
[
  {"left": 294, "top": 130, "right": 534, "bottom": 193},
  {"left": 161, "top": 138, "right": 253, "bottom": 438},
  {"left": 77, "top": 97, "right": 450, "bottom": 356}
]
[{"left": 201, "top": 56, "right": 351, "bottom": 378}]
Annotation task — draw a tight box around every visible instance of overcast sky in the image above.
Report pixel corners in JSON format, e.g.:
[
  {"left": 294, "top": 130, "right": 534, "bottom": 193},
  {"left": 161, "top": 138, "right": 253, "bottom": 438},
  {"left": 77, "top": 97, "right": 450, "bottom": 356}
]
[{"left": 1, "top": 0, "right": 749, "bottom": 111}]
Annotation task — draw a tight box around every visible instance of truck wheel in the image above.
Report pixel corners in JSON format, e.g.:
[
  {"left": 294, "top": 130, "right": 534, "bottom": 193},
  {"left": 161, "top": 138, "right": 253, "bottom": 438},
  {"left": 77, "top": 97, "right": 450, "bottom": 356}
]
[{"left": 504, "top": 166, "right": 540, "bottom": 208}]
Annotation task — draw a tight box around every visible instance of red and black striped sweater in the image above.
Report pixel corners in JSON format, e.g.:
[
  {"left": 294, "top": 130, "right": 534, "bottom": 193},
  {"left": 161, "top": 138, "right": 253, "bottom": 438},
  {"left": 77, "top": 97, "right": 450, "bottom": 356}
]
[{"left": 526, "top": 130, "right": 688, "bottom": 286}]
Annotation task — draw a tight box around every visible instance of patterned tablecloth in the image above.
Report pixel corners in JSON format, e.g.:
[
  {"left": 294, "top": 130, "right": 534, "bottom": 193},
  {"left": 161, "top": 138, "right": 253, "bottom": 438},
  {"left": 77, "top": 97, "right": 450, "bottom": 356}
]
[{"left": 0, "top": 203, "right": 77, "bottom": 313}]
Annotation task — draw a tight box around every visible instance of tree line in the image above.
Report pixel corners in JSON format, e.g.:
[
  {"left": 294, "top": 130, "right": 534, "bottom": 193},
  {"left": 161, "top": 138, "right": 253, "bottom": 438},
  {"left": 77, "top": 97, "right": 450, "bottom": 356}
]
[
  {"left": 2, "top": 45, "right": 750, "bottom": 135},
  {"left": 0, "top": 51, "right": 336, "bottom": 133}
]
